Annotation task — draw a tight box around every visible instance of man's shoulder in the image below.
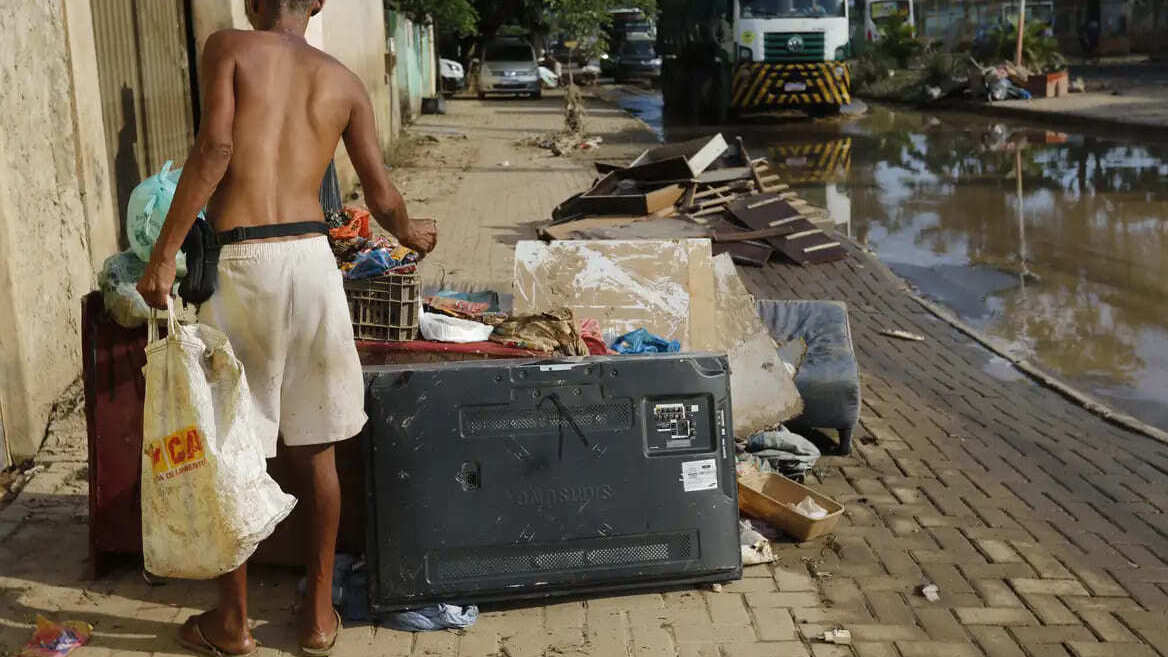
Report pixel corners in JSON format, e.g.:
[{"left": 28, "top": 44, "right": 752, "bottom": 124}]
[{"left": 203, "top": 29, "right": 258, "bottom": 57}]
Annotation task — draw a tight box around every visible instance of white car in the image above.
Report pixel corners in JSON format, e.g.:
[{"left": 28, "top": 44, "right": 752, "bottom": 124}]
[
  {"left": 440, "top": 58, "right": 465, "bottom": 95},
  {"left": 478, "top": 39, "right": 542, "bottom": 99}
]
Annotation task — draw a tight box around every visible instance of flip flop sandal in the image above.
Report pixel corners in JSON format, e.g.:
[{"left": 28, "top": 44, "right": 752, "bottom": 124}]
[
  {"left": 300, "top": 609, "right": 342, "bottom": 657},
  {"left": 177, "top": 615, "right": 258, "bottom": 657}
]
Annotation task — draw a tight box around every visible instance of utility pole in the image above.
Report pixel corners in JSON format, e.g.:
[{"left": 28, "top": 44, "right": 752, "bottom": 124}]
[{"left": 1015, "top": 0, "right": 1027, "bottom": 67}]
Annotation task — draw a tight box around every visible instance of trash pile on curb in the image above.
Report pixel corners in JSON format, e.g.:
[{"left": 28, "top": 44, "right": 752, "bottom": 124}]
[{"left": 541, "top": 133, "right": 849, "bottom": 266}]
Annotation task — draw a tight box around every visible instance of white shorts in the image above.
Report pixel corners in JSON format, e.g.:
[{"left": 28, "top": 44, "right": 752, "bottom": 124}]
[{"left": 198, "top": 236, "right": 367, "bottom": 458}]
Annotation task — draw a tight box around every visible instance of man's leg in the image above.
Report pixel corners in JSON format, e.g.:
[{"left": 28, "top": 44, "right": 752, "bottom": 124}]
[
  {"left": 287, "top": 443, "right": 341, "bottom": 647},
  {"left": 178, "top": 565, "right": 254, "bottom": 654}
]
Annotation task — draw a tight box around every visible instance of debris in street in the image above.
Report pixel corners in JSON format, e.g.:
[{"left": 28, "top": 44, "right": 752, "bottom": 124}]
[
  {"left": 919, "top": 583, "right": 941, "bottom": 602},
  {"left": 522, "top": 131, "right": 603, "bottom": 156},
  {"left": 740, "top": 520, "right": 777, "bottom": 566},
  {"left": 18, "top": 615, "right": 92, "bottom": 657},
  {"left": 819, "top": 628, "right": 852, "bottom": 645},
  {"left": 541, "top": 132, "right": 846, "bottom": 267},
  {"left": 879, "top": 329, "right": 925, "bottom": 342}
]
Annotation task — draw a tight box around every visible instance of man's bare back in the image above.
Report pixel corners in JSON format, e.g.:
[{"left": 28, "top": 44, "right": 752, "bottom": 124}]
[{"left": 205, "top": 29, "right": 352, "bottom": 231}]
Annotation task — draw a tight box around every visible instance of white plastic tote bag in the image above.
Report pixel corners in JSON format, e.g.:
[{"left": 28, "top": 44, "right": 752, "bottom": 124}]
[{"left": 141, "top": 300, "right": 296, "bottom": 579}]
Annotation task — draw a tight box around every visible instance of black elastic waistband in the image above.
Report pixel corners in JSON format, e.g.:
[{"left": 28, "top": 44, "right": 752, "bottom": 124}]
[{"left": 216, "top": 221, "right": 329, "bottom": 245}]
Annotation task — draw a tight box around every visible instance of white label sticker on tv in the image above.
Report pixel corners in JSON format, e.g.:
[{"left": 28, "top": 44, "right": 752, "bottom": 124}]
[{"left": 681, "top": 459, "right": 718, "bottom": 492}]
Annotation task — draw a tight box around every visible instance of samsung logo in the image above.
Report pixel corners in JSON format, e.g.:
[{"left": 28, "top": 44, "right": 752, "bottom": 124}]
[{"left": 510, "top": 485, "right": 615, "bottom": 506}]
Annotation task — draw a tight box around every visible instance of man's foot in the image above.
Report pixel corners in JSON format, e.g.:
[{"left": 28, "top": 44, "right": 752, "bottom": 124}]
[
  {"left": 177, "top": 610, "right": 256, "bottom": 657},
  {"left": 299, "top": 608, "right": 341, "bottom": 657}
]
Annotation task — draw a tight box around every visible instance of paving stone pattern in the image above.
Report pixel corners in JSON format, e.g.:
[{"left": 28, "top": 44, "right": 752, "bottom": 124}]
[{"left": 2, "top": 95, "right": 1168, "bottom": 656}]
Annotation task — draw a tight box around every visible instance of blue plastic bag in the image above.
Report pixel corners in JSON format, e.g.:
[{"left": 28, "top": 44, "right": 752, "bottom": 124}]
[
  {"left": 125, "top": 161, "right": 203, "bottom": 275},
  {"left": 610, "top": 328, "right": 681, "bottom": 354}
]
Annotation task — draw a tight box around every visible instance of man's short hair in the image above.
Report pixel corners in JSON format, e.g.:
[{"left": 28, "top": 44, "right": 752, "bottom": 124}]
[{"left": 282, "top": 0, "right": 313, "bottom": 9}]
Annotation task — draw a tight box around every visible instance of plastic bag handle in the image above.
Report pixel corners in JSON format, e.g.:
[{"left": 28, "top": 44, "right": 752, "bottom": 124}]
[{"left": 146, "top": 297, "right": 178, "bottom": 344}]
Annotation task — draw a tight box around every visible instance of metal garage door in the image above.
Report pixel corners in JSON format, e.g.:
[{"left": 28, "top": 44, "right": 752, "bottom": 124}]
[{"left": 91, "top": 0, "right": 197, "bottom": 231}]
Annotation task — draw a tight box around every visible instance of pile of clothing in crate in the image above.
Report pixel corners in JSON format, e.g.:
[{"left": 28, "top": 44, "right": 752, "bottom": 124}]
[{"left": 327, "top": 207, "right": 419, "bottom": 279}]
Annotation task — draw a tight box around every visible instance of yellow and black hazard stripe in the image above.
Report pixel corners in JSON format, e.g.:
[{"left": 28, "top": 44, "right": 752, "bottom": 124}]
[
  {"left": 730, "top": 62, "right": 852, "bottom": 110},
  {"left": 769, "top": 138, "right": 853, "bottom": 184}
]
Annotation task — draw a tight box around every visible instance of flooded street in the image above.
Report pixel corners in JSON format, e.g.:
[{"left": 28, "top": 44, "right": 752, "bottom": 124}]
[{"left": 612, "top": 88, "right": 1168, "bottom": 431}]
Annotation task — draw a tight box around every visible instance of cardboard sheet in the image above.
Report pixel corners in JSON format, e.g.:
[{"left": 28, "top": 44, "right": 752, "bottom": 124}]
[{"left": 513, "top": 240, "right": 716, "bottom": 351}]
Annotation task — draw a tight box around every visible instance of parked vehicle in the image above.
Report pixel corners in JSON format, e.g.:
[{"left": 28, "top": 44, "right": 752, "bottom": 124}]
[
  {"left": 615, "top": 37, "right": 662, "bottom": 82},
  {"left": 440, "top": 58, "right": 465, "bottom": 95},
  {"left": 860, "top": 0, "right": 914, "bottom": 42},
  {"left": 477, "top": 39, "right": 542, "bottom": 99},
  {"left": 659, "top": 0, "right": 853, "bottom": 121}
]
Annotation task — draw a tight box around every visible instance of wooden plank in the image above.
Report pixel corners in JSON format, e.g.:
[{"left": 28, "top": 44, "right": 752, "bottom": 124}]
[{"left": 711, "top": 240, "right": 773, "bottom": 267}]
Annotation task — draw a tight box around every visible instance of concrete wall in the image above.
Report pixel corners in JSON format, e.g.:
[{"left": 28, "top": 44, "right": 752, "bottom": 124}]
[
  {"left": 191, "top": 1, "right": 393, "bottom": 193},
  {"left": 0, "top": 0, "right": 117, "bottom": 463},
  {"left": 387, "top": 13, "right": 439, "bottom": 123}
]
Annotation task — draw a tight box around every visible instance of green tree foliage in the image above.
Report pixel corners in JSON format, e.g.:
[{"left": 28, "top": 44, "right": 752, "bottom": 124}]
[
  {"left": 386, "top": 0, "right": 479, "bottom": 36},
  {"left": 874, "top": 14, "right": 924, "bottom": 68},
  {"left": 390, "top": 0, "right": 657, "bottom": 43},
  {"left": 975, "top": 20, "right": 1066, "bottom": 72}
]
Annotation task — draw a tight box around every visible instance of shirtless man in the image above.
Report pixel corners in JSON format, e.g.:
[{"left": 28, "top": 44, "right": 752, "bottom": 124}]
[{"left": 137, "top": 1, "right": 435, "bottom": 654}]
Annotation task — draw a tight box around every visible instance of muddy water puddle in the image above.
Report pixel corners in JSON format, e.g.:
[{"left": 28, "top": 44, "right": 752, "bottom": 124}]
[{"left": 611, "top": 89, "right": 1168, "bottom": 430}]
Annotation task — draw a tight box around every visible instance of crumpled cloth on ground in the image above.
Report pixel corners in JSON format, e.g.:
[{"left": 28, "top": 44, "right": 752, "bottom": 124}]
[
  {"left": 382, "top": 604, "right": 479, "bottom": 632},
  {"left": 328, "top": 207, "right": 373, "bottom": 241},
  {"left": 490, "top": 309, "right": 589, "bottom": 355},
  {"left": 579, "top": 318, "right": 611, "bottom": 355},
  {"left": 736, "top": 426, "right": 820, "bottom": 478},
  {"left": 302, "top": 554, "right": 479, "bottom": 632},
  {"left": 610, "top": 328, "right": 680, "bottom": 354}
]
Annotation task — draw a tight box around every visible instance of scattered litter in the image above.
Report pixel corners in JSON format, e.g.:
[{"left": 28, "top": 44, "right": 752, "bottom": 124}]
[
  {"left": 610, "top": 328, "right": 680, "bottom": 354},
  {"left": 919, "top": 583, "right": 941, "bottom": 602},
  {"left": 708, "top": 583, "right": 724, "bottom": 593},
  {"left": 740, "top": 520, "right": 777, "bottom": 565},
  {"left": 19, "top": 616, "right": 92, "bottom": 657},
  {"left": 793, "top": 496, "right": 829, "bottom": 520},
  {"left": 879, "top": 329, "right": 925, "bottom": 342},
  {"left": 522, "top": 132, "right": 603, "bottom": 156},
  {"left": 819, "top": 628, "right": 852, "bottom": 645},
  {"left": 1071, "top": 77, "right": 1086, "bottom": 93},
  {"left": 498, "top": 161, "right": 511, "bottom": 167}
]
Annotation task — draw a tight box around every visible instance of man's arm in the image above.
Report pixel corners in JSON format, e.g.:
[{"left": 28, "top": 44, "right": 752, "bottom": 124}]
[
  {"left": 137, "top": 31, "right": 237, "bottom": 309},
  {"left": 342, "top": 81, "right": 436, "bottom": 253}
]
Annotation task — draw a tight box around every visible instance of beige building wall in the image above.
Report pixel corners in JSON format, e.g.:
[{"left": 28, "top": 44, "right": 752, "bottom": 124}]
[
  {"left": 0, "top": 0, "right": 117, "bottom": 464},
  {"left": 191, "top": 1, "right": 393, "bottom": 193}
]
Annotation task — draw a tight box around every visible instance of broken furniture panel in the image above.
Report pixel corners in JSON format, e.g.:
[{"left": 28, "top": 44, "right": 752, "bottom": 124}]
[
  {"left": 623, "top": 134, "right": 729, "bottom": 181},
  {"left": 558, "top": 174, "right": 685, "bottom": 219}
]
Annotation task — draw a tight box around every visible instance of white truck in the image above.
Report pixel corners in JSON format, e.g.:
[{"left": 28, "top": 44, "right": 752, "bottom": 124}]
[{"left": 659, "top": 0, "right": 853, "bottom": 121}]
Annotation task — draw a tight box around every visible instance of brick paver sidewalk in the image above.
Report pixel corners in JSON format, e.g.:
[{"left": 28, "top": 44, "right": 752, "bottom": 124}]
[{"left": 2, "top": 92, "right": 1167, "bottom": 657}]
